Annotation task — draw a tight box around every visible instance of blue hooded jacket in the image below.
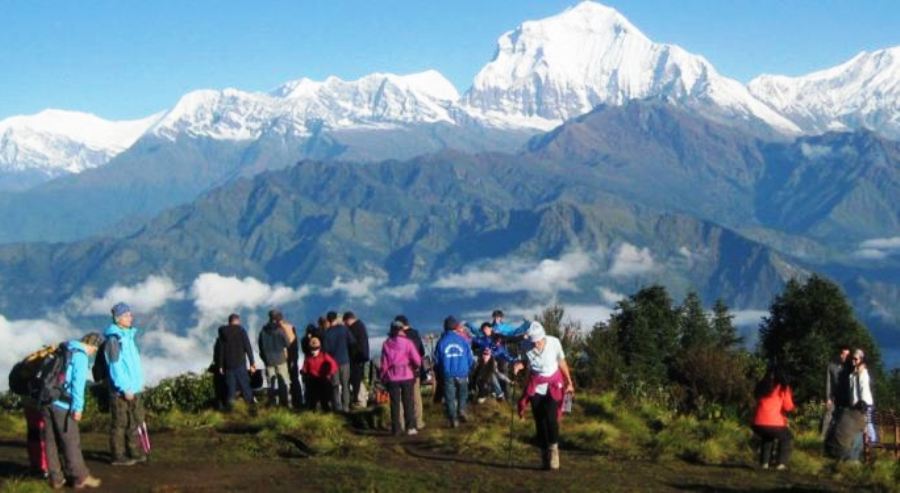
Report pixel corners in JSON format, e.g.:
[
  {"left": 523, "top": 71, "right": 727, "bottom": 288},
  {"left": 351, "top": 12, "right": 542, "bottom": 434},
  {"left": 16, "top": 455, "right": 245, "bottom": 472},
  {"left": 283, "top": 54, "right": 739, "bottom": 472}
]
[
  {"left": 434, "top": 331, "right": 474, "bottom": 378},
  {"left": 103, "top": 323, "right": 144, "bottom": 395},
  {"left": 471, "top": 335, "right": 516, "bottom": 363},
  {"left": 52, "top": 341, "right": 91, "bottom": 414}
]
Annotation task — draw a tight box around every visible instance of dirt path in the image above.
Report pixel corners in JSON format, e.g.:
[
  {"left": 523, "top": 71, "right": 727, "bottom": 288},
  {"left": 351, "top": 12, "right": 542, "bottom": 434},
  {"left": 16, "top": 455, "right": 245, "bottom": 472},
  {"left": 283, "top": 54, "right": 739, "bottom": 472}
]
[{"left": 0, "top": 427, "right": 845, "bottom": 492}]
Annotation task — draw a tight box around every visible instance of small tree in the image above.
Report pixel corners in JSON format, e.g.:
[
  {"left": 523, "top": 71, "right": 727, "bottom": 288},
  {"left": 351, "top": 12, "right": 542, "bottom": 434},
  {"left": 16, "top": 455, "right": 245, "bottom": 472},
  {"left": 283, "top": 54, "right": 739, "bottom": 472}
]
[
  {"left": 758, "top": 275, "right": 883, "bottom": 404},
  {"left": 679, "top": 291, "right": 714, "bottom": 350},
  {"left": 612, "top": 285, "right": 681, "bottom": 387},
  {"left": 577, "top": 321, "right": 623, "bottom": 390},
  {"left": 711, "top": 298, "right": 742, "bottom": 348}
]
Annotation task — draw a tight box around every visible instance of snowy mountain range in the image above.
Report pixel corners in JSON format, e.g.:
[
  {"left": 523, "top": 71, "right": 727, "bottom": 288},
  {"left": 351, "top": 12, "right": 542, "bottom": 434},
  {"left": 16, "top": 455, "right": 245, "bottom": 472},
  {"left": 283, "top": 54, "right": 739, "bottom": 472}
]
[
  {"left": 2, "top": 1, "right": 899, "bottom": 187},
  {"left": 749, "top": 47, "right": 900, "bottom": 139},
  {"left": 0, "top": 110, "right": 161, "bottom": 189}
]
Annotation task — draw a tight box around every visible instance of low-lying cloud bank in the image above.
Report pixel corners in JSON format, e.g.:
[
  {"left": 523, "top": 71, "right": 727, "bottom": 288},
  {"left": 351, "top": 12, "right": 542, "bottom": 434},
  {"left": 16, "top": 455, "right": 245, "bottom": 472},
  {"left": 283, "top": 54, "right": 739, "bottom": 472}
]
[{"left": 853, "top": 236, "right": 900, "bottom": 259}]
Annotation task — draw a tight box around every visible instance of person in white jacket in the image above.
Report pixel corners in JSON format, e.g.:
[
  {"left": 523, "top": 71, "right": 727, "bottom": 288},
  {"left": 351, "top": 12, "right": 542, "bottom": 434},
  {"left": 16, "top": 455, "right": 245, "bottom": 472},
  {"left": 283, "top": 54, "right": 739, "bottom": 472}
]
[{"left": 849, "top": 349, "right": 877, "bottom": 446}]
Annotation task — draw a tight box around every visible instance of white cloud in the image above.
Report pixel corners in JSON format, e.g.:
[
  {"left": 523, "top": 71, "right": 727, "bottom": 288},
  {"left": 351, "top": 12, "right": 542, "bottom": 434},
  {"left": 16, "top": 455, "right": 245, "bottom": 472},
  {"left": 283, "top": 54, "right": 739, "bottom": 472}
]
[
  {"left": 380, "top": 283, "right": 421, "bottom": 300},
  {"left": 731, "top": 310, "right": 768, "bottom": 328},
  {"left": 853, "top": 237, "right": 900, "bottom": 259},
  {"left": 190, "top": 273, "right": 311, "bottom": 330},
  {"left": 598, "top": 287, "right": 625, "bottom": 305},
  {"left": 800, "top": 142, "right": 832, "bottom": 159},
  {"left": 322, "top": 276, "right": 384, "bottom": 305},
  {"left": 433, "top": 251, "right": 594, "bottom": 295},
  {"left": 0, "top": 313, "right": 81, "bottom": 391},
  {"left": 609, "top": 243, "right": 656, "bottom": 277},
  {"left": 77, "top": 275, "right": 185, "bottom": 315}
]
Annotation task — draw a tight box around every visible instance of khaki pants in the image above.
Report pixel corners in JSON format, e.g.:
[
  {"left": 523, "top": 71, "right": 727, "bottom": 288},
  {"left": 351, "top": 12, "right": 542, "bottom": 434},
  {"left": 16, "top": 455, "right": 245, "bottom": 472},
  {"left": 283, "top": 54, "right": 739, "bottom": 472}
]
[{"left": 399, "top": 378, "right": 426, "bottom": 430}]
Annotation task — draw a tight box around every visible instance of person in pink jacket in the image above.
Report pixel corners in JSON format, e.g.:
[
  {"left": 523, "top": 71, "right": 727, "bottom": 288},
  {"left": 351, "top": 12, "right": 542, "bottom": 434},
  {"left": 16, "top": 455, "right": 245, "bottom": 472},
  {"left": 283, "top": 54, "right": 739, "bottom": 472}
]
[{"left": 380, "top": 320, "right": 423, "bottom": 436}]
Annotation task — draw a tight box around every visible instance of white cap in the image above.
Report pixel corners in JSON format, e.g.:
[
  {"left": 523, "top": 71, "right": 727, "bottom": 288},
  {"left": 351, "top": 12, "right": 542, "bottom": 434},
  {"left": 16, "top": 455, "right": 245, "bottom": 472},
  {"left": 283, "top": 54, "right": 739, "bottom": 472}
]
[{"left": 526, "top": 321, "right": 546, "bottom": 341}]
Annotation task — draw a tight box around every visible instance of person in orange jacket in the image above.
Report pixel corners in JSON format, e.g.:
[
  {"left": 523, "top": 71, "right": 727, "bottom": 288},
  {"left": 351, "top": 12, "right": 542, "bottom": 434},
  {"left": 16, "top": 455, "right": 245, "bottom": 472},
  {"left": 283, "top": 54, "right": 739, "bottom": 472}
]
[{"left": 752, "top": 365, "right": 795, "bottom": 470}]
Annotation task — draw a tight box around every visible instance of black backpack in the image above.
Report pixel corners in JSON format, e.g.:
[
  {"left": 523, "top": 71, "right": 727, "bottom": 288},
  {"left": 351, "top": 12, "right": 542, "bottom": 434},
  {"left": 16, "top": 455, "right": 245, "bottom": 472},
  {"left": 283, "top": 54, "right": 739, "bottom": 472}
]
[
  {"left": 34, "top": 344, "right": 73, "bottom": 405},
  {"left": 92, "top": 334, "right": 119, "bottom": 384}
]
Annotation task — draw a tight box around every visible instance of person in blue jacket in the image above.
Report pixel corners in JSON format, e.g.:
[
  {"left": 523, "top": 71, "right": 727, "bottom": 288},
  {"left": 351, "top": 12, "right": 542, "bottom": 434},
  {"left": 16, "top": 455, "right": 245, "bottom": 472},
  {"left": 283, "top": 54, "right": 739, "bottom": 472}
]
[
  {"left": 102, "top": 302, "right": 147, "bottom": 466},
  {"left": 463, "top": 310, "right": 530, "bottom": 339},
  {"left": 434, "top": 316, "right": 475, "bottom": 428},
  {"left": 42, "top": 333, "right": 103, "bottom": 489}
]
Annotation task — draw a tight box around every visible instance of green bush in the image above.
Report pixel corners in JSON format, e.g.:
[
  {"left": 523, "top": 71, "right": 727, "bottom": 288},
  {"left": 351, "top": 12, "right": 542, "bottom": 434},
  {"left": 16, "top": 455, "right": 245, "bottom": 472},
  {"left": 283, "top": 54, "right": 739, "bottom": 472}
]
[{"left": 143, "top": 373, "right": 216, "bottom": 413}]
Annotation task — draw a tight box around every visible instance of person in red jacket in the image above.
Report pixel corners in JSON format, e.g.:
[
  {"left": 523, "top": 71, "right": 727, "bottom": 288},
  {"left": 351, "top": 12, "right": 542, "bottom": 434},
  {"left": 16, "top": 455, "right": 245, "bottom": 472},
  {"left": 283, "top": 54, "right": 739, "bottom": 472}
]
[
  {"left": 300, "top": 337, "right": 338, "bottom": 411},
  {"left": 752, "top": 365, "right": 795, "bottom": 470}
]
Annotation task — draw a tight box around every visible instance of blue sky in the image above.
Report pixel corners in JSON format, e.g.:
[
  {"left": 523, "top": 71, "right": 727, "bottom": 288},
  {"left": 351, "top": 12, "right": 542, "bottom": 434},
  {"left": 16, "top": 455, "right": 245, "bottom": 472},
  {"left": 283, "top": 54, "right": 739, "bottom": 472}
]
[{"left": 2, "top": 0, "right": 898, "bottom": 120}]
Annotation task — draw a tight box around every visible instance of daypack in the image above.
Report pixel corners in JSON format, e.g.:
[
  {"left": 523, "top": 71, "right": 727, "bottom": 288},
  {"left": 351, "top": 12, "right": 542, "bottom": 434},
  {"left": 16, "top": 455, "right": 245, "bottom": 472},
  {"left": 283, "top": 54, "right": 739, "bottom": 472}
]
[
  {"left": 34, "top": 344, "right": 73, "bottom": 405},
  {"left": 92, "top": 334, "right": 119, "bottom": 384},
  {"left": 8, "top": 345, "right": 58, "bottom": 396}
]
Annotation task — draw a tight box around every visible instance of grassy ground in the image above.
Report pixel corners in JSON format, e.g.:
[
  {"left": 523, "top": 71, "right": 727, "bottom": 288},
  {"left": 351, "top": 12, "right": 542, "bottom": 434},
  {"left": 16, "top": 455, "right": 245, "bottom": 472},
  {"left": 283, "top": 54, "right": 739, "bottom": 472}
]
[{"left": 0, "top": 390, "right": 896, "bottom": 492}]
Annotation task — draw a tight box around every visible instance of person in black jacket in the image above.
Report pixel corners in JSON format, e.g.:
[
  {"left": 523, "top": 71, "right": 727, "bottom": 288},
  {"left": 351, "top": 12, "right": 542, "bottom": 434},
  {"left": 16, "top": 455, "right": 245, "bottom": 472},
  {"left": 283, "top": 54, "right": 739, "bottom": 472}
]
[
  {"left": 217, "top": 313, "right": 256, "bottom": 410},
  {"left": 259, "top": 310, "right": 291, "bottom": 407},
  {"left": 343, "top": 311, "right": 370, "bottom": 408}
]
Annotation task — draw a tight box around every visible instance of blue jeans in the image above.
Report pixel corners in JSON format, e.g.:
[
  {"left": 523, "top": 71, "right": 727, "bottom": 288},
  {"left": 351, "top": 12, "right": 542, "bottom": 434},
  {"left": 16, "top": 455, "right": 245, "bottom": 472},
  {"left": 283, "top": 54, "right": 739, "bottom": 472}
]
[
  {"left": 848, "top": 432, "right": 864, "bottom": 461},
  {"left": 443, "top": 376, "right": 469, "bottom": 421},
  {"left": 225, "top": 368, "right": 253, "bottom": 407}
]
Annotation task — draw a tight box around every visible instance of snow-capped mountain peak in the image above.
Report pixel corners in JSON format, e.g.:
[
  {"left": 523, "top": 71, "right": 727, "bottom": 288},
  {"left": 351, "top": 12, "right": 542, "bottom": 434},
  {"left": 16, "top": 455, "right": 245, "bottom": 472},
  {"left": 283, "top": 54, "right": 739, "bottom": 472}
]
[
  {"left": 463, "top": 1, "right": 800, "bottom": 134},
  {"left": 749, "top": 46, "right": 900, "bottom": 138},
  {"left": 0, "top": 109, "right": 162, "bottom": 177},
  {"left": 151, "top": 70, "right": 460, "bottom": 141}
]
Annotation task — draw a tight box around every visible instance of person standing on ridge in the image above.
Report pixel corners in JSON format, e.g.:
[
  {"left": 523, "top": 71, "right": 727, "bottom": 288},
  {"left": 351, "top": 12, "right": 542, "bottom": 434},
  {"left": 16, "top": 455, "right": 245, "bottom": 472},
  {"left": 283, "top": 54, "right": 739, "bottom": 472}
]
[
  {"left": 344, "top": 311, "right": 370, "bottom": 409},
  {"left": 258, "top": 310, "right": 291, "bottom": 407},
  {"left": 434, "top": 316, "right": 474, "bottom": 428},
  {"left": 102, "top": 303, "right": 147, "bottom": 467},
  {"left": 42, "top": 333, "right": 104, "bottom": 489},
  {"left": 395, "top": 315, "right": 427, "bottom": 430},
  {"left": 321, "top": 311, "right": 356, "bottom": 411},
  {"left": 380, "top": 320, "right": 422, "bottom": 436},
  {"left": 823, "top": 345, "right": 850, "bottom": 437},
  {"left": 216, "top": 313, "right": 256, "bottom": 411}
]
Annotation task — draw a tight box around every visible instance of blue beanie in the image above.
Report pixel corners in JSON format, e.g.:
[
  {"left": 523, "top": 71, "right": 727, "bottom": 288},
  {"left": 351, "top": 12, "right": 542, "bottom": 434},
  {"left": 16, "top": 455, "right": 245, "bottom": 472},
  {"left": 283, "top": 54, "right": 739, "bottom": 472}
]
[{"left": 111, "top": 302, "right": 132, "bottom": 318}]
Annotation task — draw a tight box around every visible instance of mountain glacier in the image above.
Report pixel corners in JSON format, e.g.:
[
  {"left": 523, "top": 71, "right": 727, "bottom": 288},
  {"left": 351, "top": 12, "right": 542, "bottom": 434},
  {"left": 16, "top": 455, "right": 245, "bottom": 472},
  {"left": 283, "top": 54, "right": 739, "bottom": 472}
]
[
  {"left": 461, "top": 1, "right": 800, "bottom": 134},
  {"left": 749, "top": 46, "right": 900, "bottom": 139},
  {"left": 0, "top": 110, "right": 161, "bottom": 188}
]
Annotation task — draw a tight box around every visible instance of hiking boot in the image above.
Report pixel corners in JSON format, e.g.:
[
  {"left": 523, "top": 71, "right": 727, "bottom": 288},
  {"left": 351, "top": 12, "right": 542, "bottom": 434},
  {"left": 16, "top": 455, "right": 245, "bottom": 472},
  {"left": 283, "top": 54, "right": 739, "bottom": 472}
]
[
  {"left": 458, "top": 412, "right": 469, "bottom": 423},
  {"left": 775, "top": 464, "right": 787, "bottom": 471},
  {"left": 540, "top": 448, "right": 550, "bottom": 470},
  {"left": 133, "top": 455, "right": 148, "bottom": 464},
  {"left": 477, "top": 397, "right": 487, "bottom": 404},
  {"left": 407, "top": 428, "right": 418, "bottom": 436},
  {"left": 549, "top": 444, "right": 560, "bottom": 470},
  {"left": 111, "top": 458, "right": 137, "bottom": 467},
  {"left": 74, "top": 475, "right": 102, "bottom": 489},
  {"left": 48, "top": 478, "right": 66, "bottom": 490},
  {"left": 450, "top": 419, "right": 459, "bottom": 429}
]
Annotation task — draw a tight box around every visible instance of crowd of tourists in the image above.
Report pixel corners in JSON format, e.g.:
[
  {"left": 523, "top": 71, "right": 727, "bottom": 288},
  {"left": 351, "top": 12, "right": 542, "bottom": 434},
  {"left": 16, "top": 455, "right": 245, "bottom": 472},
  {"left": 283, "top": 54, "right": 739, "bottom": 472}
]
[{"left": 7, "top": 301, "right": 882, "bottom": 488}]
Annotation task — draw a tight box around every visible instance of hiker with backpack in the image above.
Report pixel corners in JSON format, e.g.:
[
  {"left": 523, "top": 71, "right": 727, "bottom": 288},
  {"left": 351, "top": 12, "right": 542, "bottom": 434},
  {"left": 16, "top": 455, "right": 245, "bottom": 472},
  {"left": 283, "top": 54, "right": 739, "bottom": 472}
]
[
  {"left": 380, "top": 320, "right": 423, "bottom": 436},
  {"left": 513, "top": 321, "right": 574, "bottom": 471},
  {"left": 99, "top": 302, "right": 147, "bottom": 467},
  {"left": 471, "top": 322, "right": 516, "bottom": 401},
  {"left": 433, "top": 316, "right": 475, "bottom": 428},
  {"left": 42, "top": 333, "right": 104, "bottom": 489},
  {"left": 216, "top": 313, "right": 257, "bottom": 411},
  {"left": 321, "top": 311, "right": 356, "bottom": 412},
  {"left": 8, "top": 345, "right": 55, "bottom": 477},
  {"left": 259, "top": 310, "right": 292, "bottom": 407}
]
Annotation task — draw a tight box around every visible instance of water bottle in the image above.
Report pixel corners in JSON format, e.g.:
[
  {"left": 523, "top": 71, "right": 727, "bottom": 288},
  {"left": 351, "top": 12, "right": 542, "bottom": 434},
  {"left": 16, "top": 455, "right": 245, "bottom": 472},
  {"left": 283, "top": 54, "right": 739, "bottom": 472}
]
[{"left": 562, "top": 392, "right": 573, "bottom": 414}]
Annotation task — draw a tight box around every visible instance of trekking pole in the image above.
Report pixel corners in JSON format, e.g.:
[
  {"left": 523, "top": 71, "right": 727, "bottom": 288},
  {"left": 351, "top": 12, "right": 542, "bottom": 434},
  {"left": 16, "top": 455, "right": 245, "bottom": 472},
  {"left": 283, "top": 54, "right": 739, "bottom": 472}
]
[{"left": 504, "top": 373, "right": 516, "bottom": 468}]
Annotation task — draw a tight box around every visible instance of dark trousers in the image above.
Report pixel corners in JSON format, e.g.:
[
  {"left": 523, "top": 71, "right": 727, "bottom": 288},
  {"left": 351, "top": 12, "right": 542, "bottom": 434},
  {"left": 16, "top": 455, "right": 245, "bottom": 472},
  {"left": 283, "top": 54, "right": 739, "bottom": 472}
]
[
  {"left": 387, "top": 379, "right": 416, "bottom": 435},
  {"left": 110, "top": 393, "right": 146, "bottom": 461},
  {"left": 531, "top": 394, "right": 560, "bottom": 449},
  {"left": 350, "top": 361, "right": 366, "bottom": 406},
  {"left": 289, "top": 360, "right": 303, "bottom": 409},
  {"left": 42, "top": 406, "right": 89, "bottom": 484},
  {"left": 305, "top": 377, "right": 333, "bottom": 412},
  {"left": 24, "top": 404, "right": 47, "bottom": 473},
  {"left": 752, "top": 425, "right": 793, "bottom": 466},
  {"left": 224, "top": 368, "right": 254, "bottom": 408}
]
